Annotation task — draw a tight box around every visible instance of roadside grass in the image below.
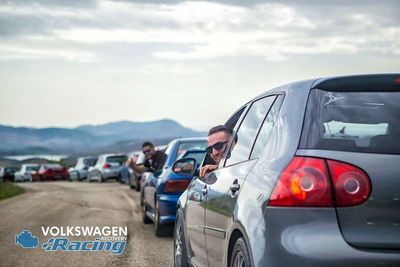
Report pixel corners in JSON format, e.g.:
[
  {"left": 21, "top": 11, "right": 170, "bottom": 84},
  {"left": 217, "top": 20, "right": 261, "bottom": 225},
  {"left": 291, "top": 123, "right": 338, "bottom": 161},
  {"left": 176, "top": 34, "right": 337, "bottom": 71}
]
[{"left": 0, "top": 182, "right": 25, "bottom": 201}]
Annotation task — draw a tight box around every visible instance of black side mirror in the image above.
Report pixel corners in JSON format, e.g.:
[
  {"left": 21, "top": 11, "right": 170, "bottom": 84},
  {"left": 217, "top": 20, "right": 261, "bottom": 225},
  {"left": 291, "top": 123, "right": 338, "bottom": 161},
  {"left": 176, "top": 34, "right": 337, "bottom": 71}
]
[{"left": 172, "top": 158, "right": 197, "bottom": 176}]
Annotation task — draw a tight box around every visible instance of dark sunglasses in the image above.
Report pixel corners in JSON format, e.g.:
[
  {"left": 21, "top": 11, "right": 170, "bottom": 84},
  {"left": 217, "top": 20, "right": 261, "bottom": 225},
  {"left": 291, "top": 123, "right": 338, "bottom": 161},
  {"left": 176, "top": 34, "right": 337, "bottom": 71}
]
[
  {"left": 142, "top": 149, "right": 153, "bottom": 155},
  {"left": 206, "top": 140, "right": 228, "bottom": 154}
]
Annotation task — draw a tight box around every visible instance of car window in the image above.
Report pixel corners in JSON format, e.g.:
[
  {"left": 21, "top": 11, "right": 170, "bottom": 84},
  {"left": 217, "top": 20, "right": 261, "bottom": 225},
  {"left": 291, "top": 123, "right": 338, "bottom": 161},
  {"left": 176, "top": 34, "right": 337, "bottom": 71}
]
[
  {"left": 225, "top": 96, "right": 276, "bottom": 166},
  {"left": 106, "top": 156, "right": 127, "bottom": 164},
  {"left": 300, "top": 90, "right": 400, "bottom": 154},
  {"left": 176, "top": 141, "right": 207, "bottom": 160},
  {"left": 250, "top": 96, "right": 283, "bottom": 159}
]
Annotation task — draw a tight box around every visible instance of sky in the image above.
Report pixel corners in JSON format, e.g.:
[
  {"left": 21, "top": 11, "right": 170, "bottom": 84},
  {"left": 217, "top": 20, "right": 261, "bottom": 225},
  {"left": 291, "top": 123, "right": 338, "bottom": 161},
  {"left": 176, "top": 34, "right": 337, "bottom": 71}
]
[{"left": 0, "top": 0, "right": 399, "bottom": 131}]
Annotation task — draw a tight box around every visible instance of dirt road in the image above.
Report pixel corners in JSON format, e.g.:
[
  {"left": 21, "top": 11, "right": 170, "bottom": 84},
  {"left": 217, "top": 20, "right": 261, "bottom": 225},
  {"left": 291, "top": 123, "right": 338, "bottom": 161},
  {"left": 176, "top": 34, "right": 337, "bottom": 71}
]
[{"left": 0, "top": 181, "right": 173, "bottom": 267}]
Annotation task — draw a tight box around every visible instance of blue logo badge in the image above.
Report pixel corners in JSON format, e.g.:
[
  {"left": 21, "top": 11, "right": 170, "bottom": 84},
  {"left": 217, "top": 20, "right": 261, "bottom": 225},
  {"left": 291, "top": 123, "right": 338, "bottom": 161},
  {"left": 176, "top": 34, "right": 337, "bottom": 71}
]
[{"left": 15, "top": 230, "right": 39, "bottom": 248}]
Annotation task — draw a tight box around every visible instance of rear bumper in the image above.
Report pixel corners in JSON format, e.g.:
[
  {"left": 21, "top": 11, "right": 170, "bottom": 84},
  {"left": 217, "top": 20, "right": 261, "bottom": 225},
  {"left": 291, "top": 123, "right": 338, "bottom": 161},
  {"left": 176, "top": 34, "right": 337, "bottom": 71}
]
[
  {"left": 102, "top": 170, "right": 120, "bottom": 179},
  {"left": 157, "top": 194, "right": 181, "bottom": 224},
  {"left": 253, "top": 208, "right": 400, "bottom": 267}
]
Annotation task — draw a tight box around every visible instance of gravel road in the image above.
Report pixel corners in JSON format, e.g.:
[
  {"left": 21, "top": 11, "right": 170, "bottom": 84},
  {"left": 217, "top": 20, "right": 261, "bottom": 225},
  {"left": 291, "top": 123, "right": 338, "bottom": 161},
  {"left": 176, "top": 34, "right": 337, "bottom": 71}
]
[{"left": 0, "top": 181, "right": 173, "bottom": 267}]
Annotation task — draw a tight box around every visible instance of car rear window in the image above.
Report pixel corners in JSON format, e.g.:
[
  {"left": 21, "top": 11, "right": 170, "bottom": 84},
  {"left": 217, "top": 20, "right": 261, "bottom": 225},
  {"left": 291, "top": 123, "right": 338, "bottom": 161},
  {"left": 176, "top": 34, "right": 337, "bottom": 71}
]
[
  {"left": 300, "top": 89, "right": 400, "bottom": 154},
  {"left": 106, "top": 156, "right": 127, "bottom": 164},
  {"left": 27, "top": 166, "right": 40, "bottom": 171},
  {"left": 83, "top": 158, "right": 97, "bottom": 166}
]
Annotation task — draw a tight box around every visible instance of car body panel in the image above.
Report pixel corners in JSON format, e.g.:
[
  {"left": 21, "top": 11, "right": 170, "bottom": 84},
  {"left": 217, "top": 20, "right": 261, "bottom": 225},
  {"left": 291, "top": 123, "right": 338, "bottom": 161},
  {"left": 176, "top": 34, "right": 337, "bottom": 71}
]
[{"left": 176, "top": 74, "right": 400, "bottom": 267}]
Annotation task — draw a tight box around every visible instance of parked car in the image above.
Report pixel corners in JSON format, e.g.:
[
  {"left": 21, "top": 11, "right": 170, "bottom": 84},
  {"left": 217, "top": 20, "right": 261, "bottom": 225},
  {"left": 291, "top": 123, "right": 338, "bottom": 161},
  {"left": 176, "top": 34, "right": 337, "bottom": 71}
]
[
  {"left": 87, "top": 154, "right": 128, "bottom": 182},
  {"left": 142, "top": 137, "right": 207, "bottom": 236},
  {"left": 68, "top": 157, "right": 97, "bottom": 181},
  {"left": 172, "top": 74, "right": 400, "bottom": 267},
  {"left": 32, "top": 164, "right": 68, "bottom": 181},
  {"left": 0, "top": 166, "right": 19, "bottom": 182},
  {"left": 14, "top": 164, "right": 39, "bottom": 182},
  {"left": 129, "top": 152, "right": 146, "bottom": 191}
]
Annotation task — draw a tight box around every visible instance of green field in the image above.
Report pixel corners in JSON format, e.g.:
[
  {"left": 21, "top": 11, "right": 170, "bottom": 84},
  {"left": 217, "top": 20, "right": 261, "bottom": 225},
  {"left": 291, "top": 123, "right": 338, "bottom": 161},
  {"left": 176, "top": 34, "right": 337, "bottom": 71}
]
[{"left": 0, "top": 182, "right": 25, "bottom": 201}]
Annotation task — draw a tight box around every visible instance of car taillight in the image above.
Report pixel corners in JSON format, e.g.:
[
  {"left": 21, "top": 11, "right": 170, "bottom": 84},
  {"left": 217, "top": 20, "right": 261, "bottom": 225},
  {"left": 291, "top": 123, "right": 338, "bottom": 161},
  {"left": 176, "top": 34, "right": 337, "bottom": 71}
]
[
  {"left": 164, "top": 179, "right": 191, "bottom": 193},
  {"left": 269, "top": 157, "right": 371, "bottom": 207},
  {"left": 269, "top": 157, "right": 333, "bottom": 207},
  {"left": 103, "top": 164, "right": 111, "bottom": 169},
  {"left": 326, "top": 160, "right": 371, "bottom": 207}
]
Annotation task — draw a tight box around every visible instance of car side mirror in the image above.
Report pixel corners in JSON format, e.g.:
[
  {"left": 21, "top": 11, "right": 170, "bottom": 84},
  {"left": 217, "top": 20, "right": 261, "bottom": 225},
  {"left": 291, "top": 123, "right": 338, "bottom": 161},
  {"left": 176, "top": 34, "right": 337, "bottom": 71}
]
[{"left": 172, "top": 158, "right": 197, "bottom": 176}]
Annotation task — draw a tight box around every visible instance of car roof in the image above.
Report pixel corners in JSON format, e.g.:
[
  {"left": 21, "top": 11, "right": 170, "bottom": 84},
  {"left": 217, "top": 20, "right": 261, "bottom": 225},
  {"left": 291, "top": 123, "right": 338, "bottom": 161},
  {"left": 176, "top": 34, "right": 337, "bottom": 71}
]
[{"left": 251, "top": 73, "right": 400, "bottom": 102}]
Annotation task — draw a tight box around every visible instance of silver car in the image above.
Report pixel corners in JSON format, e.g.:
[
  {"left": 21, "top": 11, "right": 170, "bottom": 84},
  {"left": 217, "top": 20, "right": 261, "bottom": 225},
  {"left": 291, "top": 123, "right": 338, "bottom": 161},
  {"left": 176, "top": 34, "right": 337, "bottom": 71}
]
[
  {"left": 68, "top": 157, "right": 97, "bottom": 181},
  {"left": 173, "top": 73, "right": 400, "bottom": 267},
  {"left": 129, "top": 152, "right": 146, "bottom": 191},
  {"left": 87, "top": 154, "right": 128, "bottom": 182},
  {"left": 14, "top": 164, "right": 39, "bottom": 182}
]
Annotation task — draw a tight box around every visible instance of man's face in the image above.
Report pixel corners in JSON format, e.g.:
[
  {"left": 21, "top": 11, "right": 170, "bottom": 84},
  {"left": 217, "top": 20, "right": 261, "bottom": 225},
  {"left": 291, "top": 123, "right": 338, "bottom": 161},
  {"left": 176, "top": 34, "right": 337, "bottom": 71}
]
[
  {"left": 207, "top": 131, "right": 231, "bottom": 164},
  {"left": 142, "top": 145, "right": 155, "bottom": 159}
]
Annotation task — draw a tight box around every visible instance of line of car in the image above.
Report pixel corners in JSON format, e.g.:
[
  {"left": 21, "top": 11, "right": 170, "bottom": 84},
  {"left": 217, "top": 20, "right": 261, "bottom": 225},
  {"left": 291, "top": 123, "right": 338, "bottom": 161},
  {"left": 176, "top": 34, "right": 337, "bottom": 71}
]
[{"left": 2, "top": 73, "right": 399, "bottom": 266}]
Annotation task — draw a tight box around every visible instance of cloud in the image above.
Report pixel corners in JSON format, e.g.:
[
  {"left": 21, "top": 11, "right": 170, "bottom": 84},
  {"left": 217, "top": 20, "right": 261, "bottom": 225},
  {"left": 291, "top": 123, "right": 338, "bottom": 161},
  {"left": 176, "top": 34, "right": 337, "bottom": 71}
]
[{"left": 0, "top": 0, "right": 399, "bottom": 62}]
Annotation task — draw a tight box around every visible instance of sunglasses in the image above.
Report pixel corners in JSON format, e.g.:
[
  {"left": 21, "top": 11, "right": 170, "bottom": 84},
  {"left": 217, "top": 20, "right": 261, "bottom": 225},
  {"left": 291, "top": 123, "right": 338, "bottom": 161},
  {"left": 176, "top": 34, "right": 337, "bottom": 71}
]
[
  {"left": 206, "top": 140, "right": 228, "bottom": 154},
  {"left": 142, "top": 149, "right": 153, "bottom": 155}
]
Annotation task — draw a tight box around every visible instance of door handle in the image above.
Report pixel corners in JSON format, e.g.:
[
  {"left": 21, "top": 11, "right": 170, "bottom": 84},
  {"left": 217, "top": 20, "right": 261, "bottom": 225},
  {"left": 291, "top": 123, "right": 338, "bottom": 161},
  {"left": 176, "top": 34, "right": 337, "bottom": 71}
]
[
  {"left": 230, "top": 179, "right": 240, "bottom": 195},
  {"left": 230, "top": 183, "right": 240, "bottom": 192},
  {"left": 201, "top": 185, "right": 208, "bottom": 195}
]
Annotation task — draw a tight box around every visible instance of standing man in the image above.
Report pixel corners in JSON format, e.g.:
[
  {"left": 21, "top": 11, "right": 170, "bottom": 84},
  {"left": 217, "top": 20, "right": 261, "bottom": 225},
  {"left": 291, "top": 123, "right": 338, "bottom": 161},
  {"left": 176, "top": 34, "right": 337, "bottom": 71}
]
[
  {"left": 199, "top": 125, "right": 234, "bottom": 177},
  {"left": 127, "top": 141, "right": 167, "bottom": 174}
]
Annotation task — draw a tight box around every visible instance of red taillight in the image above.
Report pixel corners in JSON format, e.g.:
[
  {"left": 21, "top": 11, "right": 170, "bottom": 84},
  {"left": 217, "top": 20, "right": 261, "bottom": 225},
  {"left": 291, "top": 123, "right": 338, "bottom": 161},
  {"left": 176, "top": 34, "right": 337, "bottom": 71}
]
[
  {"left": 103, "top": 163, "right": 111, "bottom": 169},
  {"left": 269, "top": 157, "right": 333, "bottom": 207},
  {"left": 164, "top": 179, "right": 191, "bottom": 193},
  {"left": 394, "top": 78, "right": 400, "bottom": 84},
  {"left": 327, "top": 160, "right": 371, "bottom": 207},
  {"left": 269, "top": 157, "right": 371, "bottom": 207}
]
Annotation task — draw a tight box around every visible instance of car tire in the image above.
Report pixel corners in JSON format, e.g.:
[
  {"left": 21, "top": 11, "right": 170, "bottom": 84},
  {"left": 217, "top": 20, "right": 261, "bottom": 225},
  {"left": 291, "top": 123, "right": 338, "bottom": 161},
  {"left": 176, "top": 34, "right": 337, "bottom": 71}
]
[
  {"left": 230, "top": 237, "right": 251, "bottom": 267},
  {"left": 129, "top": 179, "right": 135, "bottom": 189},
  {"left": 154, "top": 199, "right": 172, "bottom": 237},
  {"left": 135, "top": 177, "right": 140, "bottom": 192},
  {"left": 174, "top": 208, "right": 189, "bottom": 267},
  {"left": 142, "top": 201, "right": 152, "bottom": 224}
]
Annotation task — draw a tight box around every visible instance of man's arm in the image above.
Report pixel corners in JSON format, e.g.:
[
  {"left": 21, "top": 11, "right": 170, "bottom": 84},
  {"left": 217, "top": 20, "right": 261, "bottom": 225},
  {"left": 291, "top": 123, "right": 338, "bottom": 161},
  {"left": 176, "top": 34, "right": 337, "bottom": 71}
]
[
  {"left": 199, "top": 164, "right": 218, "bottom": 177},
  {"left": 126, "top": 158, "right": 149, "bottom": 174}
]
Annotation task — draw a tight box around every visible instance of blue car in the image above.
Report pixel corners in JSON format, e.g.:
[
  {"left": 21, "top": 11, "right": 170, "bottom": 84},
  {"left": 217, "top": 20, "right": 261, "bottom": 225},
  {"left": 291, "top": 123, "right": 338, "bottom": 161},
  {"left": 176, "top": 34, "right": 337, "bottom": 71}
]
[{"left": 142, "top": 137, "right": 207, "bottom": 236}]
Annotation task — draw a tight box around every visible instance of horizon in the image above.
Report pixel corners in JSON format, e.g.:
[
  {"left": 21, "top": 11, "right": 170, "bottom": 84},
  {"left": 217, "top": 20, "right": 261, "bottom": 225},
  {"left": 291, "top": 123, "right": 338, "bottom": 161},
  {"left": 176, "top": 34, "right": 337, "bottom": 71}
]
[
  {"left": 1, "top": 0, "right": 399, "bottom": 131},
  {"left": 0, "top": 118, "right": 212, "bottom": 132}
]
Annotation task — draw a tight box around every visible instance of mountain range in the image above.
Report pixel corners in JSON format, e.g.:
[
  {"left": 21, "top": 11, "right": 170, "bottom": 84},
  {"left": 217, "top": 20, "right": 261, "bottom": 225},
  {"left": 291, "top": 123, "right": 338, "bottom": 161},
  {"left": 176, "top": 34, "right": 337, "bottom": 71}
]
[{"left": 0, "top": 119, "right": 205, "bottom": 156}]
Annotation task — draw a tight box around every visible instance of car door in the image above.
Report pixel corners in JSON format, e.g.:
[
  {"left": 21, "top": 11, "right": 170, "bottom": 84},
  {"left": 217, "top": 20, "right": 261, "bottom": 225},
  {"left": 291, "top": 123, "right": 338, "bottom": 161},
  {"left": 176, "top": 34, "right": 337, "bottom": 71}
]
[
  {"left": 184, "top": 107, "right": 248, "bottom": 267},
  {"left": 184, "top": 176, "right": 210, "bottom": 266},
  {"left": 205, "top": 95, "right": 280, "bottom": 267}
]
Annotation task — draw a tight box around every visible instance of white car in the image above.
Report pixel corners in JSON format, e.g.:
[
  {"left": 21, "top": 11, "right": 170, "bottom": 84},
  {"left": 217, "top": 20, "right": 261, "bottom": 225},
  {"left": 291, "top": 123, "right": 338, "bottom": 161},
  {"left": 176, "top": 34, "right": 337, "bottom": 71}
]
[
  {"left": 14, "top": 164, "right": 40, "bottom": 182},
  {"left": 87, "top": 154, "right": 128, "bottom": 182}
]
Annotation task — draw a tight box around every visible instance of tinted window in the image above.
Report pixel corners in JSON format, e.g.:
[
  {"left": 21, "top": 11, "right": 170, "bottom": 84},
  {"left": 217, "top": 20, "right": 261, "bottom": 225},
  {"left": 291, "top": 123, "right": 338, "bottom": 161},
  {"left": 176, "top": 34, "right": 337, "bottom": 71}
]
[
  {"left": 83, "top": 158, "right": 97, "bottom": 166},
  {"left": 27, "top": 166, "right": 39, "bottom": 171},
  {"left": 300, "top": 90, "right": 400, "bottom": 154},
  {"left": 251, "top": 96, "right": 283, "bottom": 159},
  {"left": 182, "top": 150, "right": 206, "bottom": 164},
  {"left": 225, "top": 96, "right": 276, "bottom": 166},
  {"left": 106, "top": 156, "right": 128, "bottom": 164}
]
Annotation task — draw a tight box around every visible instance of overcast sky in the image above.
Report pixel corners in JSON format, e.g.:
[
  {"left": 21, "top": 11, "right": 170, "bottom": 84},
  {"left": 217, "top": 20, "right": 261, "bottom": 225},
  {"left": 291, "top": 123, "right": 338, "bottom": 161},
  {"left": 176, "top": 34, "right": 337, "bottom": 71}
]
[{"left": 0, "top": 0, "right": 399, "bottom": 130}]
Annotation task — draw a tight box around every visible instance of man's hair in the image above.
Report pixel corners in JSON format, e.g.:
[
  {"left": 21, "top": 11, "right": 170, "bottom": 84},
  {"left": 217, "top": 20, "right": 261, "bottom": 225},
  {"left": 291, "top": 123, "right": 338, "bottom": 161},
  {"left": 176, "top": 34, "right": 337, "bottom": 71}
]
[
  {"left": 208, "top": 125, "right": 233, "bottom": 136},
  {"left": 208, "top": 125, "right": 238, "bottom": 144},
  {"left": 142, "top": 141, "right": 155, "bottom": 148}
]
